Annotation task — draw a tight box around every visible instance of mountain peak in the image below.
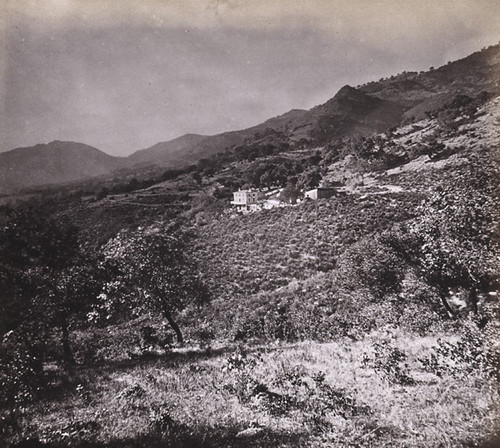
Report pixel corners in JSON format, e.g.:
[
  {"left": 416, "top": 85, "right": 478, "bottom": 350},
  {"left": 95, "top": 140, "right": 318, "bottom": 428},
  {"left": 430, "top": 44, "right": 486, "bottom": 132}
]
[
  {"left": 334, "top": 85, "right": 358, "bottom": 97},
  {"left": 332, "top": 85, "right": 374, "bottom": 103}
]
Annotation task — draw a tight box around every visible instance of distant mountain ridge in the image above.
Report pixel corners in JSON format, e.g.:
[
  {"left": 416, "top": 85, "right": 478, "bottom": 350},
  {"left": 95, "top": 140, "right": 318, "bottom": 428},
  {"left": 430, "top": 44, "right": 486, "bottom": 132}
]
[
  {"left": 2, "top": 42, "right": 499, "bottom": 193},
  {"left": 127, "top": 87, "right": 405, "bottom": 168},
  {"left": 0, "top": 141, "right": 127, "bottom": 194}
]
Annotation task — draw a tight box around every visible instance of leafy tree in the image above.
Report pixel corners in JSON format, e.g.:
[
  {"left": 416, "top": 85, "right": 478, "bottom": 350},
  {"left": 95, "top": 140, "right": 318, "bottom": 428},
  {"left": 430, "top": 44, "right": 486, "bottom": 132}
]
[
  {"left": 0, "top": 208, "right": 104, "bottom": 424},
  {"left": 297, "top": 167, "right": 322, "bottom": 190},
  {"left": 384, "top": 163, "right": 498, "bottom": 315},
  {"left": 197, "top": 158, "right": 218, "bottom": 176},
  {"left": 102, "top": 225, "right": 210, "bottom": 343},
  {"left": 192, "top": 172, "right": 203, "bottom": 186},
  {"left": 270, "top": 165, "right": 290, "bottom": 187},
  {"left": 338, "top": 237, "right": 406, "bottom": 299},
  {"left": 259, "top": 171, "right": 273, "bottom": 189},
  {"left": 2, "top": 210, "right": 105, "bottom": 363},
  {"left": 279, "top": 184, "right": 301, "bottom": 204}
]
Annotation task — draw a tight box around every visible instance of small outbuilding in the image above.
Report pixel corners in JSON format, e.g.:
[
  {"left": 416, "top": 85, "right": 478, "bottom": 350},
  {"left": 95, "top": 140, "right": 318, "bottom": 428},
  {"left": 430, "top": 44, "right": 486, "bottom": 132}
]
[{"left": 304, "top": 187, "right": 337, "bottom": 200}]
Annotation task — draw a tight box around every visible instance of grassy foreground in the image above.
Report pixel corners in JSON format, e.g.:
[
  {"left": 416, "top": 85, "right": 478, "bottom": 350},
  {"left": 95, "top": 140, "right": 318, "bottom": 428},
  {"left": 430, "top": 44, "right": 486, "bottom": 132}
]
[{"left": 9, "top": 324, "right": 499, "bottom": 448}]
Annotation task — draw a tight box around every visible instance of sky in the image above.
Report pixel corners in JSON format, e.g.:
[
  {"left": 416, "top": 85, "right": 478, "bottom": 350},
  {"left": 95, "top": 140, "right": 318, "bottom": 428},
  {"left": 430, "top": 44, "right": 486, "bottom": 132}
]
[{"left": 1, "top": 0, "right": 500, "bottom": 156}]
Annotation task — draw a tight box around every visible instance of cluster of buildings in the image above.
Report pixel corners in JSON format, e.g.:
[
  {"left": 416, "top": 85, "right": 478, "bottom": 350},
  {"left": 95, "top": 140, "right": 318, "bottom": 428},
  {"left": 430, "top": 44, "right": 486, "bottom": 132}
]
[{"left": 230, "top": 187, "right": 338, "bottom": 212}]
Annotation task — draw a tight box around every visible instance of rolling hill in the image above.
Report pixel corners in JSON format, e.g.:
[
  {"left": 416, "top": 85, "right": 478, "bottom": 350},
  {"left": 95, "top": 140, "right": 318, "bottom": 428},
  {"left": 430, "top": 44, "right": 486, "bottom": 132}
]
[{"left": 0, "top": 140, "right": 127, "bottom": 194}]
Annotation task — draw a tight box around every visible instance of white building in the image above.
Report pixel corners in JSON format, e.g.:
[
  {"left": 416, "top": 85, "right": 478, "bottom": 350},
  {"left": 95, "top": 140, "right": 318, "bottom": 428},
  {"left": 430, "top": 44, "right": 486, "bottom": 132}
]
[{"left": 231, "top": 189, "right": 261, "bottom": 211}]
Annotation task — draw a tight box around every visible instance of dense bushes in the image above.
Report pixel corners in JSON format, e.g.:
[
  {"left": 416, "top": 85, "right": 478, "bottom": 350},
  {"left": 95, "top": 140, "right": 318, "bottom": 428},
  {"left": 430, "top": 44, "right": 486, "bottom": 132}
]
[
  {"left": 186, "top": 140, "right": 498, "bottom": 343},
  {"left": 192, "top": 192, "right": 420, "bottom": 302}
]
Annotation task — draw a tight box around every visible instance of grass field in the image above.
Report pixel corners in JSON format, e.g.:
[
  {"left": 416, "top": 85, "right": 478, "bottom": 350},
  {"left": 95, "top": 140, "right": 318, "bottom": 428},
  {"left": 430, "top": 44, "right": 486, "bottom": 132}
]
[{"left": 9, "top": 323, "right": 499, "bottom": 448}]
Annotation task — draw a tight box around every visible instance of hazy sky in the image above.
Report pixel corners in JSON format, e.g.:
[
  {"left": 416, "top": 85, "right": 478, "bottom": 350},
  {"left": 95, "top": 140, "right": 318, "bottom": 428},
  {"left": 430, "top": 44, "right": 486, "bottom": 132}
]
[{"left": 1, "top": 0, "right": 500, "bottom": 156}]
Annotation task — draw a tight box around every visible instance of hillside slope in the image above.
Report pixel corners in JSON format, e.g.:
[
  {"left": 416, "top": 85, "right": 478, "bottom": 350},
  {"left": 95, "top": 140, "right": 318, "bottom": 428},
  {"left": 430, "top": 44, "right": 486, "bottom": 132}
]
[
  {"left": 128, "top": 133, "right": 209, "bottom": 166},
  {"left": 129, "top": 43, "right": 500, "bottom": 167},
  {"left": 2, "top": 46, "right": 499, "bottom": 448},
  {"left": 359, "top": 42, "right": 500, "bottom": 120},
  {"left": 188, "top": 93, "right": 499, "bottom": 340}
]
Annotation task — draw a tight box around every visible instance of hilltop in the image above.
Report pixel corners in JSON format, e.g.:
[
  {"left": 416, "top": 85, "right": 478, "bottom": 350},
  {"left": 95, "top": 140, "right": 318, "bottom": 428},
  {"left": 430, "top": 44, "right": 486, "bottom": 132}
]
[{"left": 0, "top": 141, "right": 127, "bottom": 194}]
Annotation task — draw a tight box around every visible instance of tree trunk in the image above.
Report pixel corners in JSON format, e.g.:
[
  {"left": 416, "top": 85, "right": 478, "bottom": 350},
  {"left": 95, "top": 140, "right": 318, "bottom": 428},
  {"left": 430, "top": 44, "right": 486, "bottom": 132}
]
[
  {"left": 439, "top": 288, "right": 456, "bottom": 317},
  {"left": 164, "top": 311, "right": 183, "bottom": 344},
  {"left": 61, "top": 316, "right": 75, "bottom": 365},
  {"left": 468, "top": 287, "right": 478, "bottom": 314}
]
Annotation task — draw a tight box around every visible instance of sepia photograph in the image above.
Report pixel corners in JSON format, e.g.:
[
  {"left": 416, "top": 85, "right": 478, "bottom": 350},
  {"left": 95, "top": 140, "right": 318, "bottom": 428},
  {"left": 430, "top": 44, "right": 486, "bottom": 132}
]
[{"left": 1, "top": 0, "right": 499, "bottom": 446}]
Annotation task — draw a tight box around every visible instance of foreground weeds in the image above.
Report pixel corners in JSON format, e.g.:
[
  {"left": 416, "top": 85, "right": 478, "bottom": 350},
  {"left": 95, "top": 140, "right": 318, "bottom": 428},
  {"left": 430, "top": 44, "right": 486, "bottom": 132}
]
[{"left": 4, "top": 328, "right": 500, "bottom": 448}]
